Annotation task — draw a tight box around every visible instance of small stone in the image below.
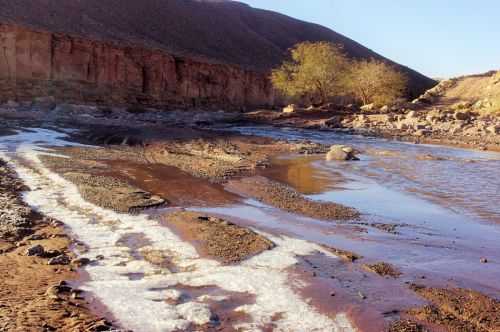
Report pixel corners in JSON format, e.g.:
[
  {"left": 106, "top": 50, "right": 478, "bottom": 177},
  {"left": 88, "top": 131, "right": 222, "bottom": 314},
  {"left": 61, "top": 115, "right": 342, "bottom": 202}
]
[
  {"left": 48, "top": 254, "right": 70, "bottom": 265},
  {"left": 358, "top": 291, "right": 366, "bottom": 300},
  {"left": 71, "top": 257, "right": 91, "bottom": 267},
  {"left": 330, "top": 291, "right": 336, "bottom": 297},
  {"left": 480, "top": 257, "right": 488, "bottom": 263},
  {"left": 27, "top": 234, "right": 44, "bottom": 241},
  {"left": 26, "top": 244, "right": 45, "bottom": 257}
]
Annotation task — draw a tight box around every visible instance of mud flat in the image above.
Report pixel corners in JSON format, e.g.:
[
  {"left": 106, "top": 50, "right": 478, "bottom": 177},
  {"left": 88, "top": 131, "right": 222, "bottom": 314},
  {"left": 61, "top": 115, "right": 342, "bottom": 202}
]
[
  {"left": 226, "top": 176, "right": 360, "bottom": 221},
  {"left": 0, "top": 158, "right": 116, "bottom": 331}
]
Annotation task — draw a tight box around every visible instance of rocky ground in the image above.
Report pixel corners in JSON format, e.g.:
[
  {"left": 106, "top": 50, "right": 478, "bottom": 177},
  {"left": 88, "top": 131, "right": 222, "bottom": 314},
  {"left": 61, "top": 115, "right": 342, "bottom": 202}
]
[
  {"left": 0, "top": 158, "right": 118, "bottom": 331},
  {"left": 1, "top": 99, "right": 500, "bottom": 331},
  {"left": 245, "top": 71, "right": 500, "bottom": 152}
]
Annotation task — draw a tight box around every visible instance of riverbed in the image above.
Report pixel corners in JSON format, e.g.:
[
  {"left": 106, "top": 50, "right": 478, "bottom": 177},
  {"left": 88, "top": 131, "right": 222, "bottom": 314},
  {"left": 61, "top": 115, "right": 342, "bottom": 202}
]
[{"left": 0, "top": 125, "right": 499, "bottom": 331}]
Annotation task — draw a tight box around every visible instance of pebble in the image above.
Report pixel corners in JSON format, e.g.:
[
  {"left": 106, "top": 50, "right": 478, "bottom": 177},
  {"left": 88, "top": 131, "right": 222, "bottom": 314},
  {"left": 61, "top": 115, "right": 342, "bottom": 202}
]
[
  {"left": 71, "top": 257, "right": 91, "bottom": 267},
  {"left": 480, "top": 257, "right": 488, "bottom": 263},
  {"left": 48, "top": 254, "right": 70, "bottom": 265}
]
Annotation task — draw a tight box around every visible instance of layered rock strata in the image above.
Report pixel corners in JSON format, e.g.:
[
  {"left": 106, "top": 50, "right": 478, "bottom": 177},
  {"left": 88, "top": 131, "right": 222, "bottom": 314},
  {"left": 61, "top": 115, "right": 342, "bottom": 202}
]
[{"left": 0, "top": 24, "right": 275, "bottom": 109}]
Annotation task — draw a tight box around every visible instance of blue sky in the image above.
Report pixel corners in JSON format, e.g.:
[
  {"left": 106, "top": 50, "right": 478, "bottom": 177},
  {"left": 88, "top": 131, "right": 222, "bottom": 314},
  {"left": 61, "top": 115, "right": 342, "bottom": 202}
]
[{"left": 241, "top": 0, "right": 499, "bottom": 78}]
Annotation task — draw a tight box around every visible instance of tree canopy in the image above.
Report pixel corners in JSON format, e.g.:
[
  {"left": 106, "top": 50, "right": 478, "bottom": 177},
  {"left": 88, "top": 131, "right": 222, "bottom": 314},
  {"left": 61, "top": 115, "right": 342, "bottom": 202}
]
[
  {"left": 346, "top": 59, "right": 408, "bottom": 106},
  {"left": 271, "top": 42, "right": 408, "bottom": 106},
  {"left": 271, "top": 42, "right": 349, "bottom": 104}
]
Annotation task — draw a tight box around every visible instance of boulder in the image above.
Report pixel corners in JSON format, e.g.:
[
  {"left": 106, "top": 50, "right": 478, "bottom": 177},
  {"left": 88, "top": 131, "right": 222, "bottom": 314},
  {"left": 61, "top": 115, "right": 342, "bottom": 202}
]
[
  {"left": 360, "top": 103, "right": 375, "bottom": 112},
  {"left": 324, "top": 116, "right": 342, "bottom": 128},
  {"left": 380, "top": 105, "right": 390, "bottom": 113},
  {"left": 344, "top": 104, "right": 360, "bottom": 112},
  {"left": 5, "top": 100, "right": 19, "bottom": 108},
  {"left": 486, "top": 125, "right": 500, "bottom": 135},
  {"left": 406, "top": 111, "right": 418, "bottom": 119},
  {"left": 326, "top": 145, "right": 359, "bottom": 161},
  {"left": 71, "top": 257, "right": 91, "bottom": 267},
  {"left": 414, "top": 129, "right": 431, "bottom": 137},
  {"left": 454, "top": 111, "right": 471, "bottom": 121},
  {"left": 48, "top": 254, "right": 70, "bottom": 265},
  {"left": 33, "top": 96, "right": 57, "bottom": 111},
  {"left": 283, "top": 104, "right": 298, "bottom": 113},
  {"left": 26, "top": 244, "right": 45, "bottom": 257}
]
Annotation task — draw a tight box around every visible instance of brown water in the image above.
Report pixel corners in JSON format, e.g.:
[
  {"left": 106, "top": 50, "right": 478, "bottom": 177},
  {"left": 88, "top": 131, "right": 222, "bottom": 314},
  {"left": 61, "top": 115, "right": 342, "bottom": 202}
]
[
  {"left": 101, "top": 160, "right": 240, "bottom": 207},
  {"left": 197, "top": 126, "right": 500, "bottom": 296}
]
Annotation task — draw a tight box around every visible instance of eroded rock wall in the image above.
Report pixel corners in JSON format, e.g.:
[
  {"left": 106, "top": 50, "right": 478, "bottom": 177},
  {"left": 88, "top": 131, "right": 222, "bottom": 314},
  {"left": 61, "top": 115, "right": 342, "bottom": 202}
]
[{"left": 0, "top": 24, "right": 275, "bottom": 109}]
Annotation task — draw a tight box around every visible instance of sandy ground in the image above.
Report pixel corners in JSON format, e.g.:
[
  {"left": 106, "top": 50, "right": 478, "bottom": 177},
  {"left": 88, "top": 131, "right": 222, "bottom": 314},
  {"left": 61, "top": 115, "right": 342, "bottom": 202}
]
[{"left": 0, "top": 159, "right": 117, "bottom": 331}]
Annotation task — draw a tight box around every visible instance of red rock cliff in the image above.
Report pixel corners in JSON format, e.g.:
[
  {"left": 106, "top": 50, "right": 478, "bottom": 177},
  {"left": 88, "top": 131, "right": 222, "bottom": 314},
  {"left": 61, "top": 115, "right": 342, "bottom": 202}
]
[{"left": 0, "top": 24, "right": 275, "bottom": 109}]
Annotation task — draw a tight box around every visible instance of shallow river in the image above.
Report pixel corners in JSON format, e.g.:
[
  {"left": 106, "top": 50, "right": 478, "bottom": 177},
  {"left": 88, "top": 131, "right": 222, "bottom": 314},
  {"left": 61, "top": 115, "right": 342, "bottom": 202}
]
[
  {"left": 212, "top": 126, "right": 500, "bottom": 293},
  {"left": 1, "top": 126, "right": 499, "bottom": 331}
]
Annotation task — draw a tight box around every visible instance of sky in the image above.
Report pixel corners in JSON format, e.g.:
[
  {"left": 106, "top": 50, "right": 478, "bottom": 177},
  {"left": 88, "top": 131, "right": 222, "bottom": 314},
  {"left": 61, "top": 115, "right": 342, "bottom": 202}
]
[{"left": 241, "top": 0, "right": 499, "bottom": 79}]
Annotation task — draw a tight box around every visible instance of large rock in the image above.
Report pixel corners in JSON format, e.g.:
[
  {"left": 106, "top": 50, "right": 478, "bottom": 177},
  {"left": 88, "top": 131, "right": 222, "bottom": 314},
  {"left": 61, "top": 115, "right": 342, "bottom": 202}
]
[
  {"left": 326, "top": 145, "right": 359, "bottom": 161},
  {"left": 283, "top": 104, "right": 299, "bottom": 113},
  {"left": 454, "top": 111, "right": 471, "bottom": 121},
  {"left": 26, "top": 244, "right": 45, "bottom": 257},
  {"left": 33, "top": 96, "right": 57, "bottom": 111},
  {"left": 486, "top": 125, "right": 500, "bottom": 135},
  {"left": 48, "top": 254, "right": 70, "bottom": 265},
  {"left": 360, "top": 103, "right": 375, "bottom": 112}
]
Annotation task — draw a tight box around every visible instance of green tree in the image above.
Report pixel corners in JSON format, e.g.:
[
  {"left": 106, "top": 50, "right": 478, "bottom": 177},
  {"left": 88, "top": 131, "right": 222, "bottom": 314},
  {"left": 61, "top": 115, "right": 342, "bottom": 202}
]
[
  {"left": 271, "top": 42, "right": 349, "bottom": 105},
  {"left": 346, "top": 59, "right": 408, "bottom": 106}
]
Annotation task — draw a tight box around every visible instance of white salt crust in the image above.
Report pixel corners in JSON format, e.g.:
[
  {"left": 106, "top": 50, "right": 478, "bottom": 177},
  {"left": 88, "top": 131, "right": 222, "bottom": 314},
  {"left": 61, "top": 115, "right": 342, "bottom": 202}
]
[{"left": 0, "top": 129, "right": 355, "bottom": 332}]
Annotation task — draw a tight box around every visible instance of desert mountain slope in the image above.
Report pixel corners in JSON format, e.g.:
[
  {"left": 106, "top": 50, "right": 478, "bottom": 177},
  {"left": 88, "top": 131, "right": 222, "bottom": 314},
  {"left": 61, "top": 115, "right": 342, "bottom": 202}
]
[
  {"left": 415, "top": 70, "right": 500, "bottom": 113},
  {"left": 0, "top": 0, "right": 435, "bottom": 96}
]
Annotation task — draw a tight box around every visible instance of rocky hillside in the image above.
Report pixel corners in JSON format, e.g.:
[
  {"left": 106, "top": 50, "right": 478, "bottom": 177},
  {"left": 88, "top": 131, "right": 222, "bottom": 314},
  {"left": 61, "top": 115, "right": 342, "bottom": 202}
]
[
  {"left": 343, "top": 71, "right": 500, "bottom": 150},
  {"left": 413, "top": 70, "right": 500, "bottom": 114},
  {"left": 0, "top": 0, "right": 435, "bottom": 97}
]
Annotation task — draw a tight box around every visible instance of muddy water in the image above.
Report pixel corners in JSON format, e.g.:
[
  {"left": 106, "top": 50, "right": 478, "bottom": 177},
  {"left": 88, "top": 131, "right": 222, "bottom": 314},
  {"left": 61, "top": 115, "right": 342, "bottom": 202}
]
[
  {"left": 211, "top": 126, "right": 500, "bottom": 295},
  {"left": 101, "top": 160, "right": 240, "bottom": 207}
]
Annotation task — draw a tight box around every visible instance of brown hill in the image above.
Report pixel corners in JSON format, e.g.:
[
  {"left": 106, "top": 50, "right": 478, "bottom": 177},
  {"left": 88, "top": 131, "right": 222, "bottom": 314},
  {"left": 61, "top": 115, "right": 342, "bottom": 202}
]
[{"left": 0, "top": 0, "right": 435, "bottom": 97}]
